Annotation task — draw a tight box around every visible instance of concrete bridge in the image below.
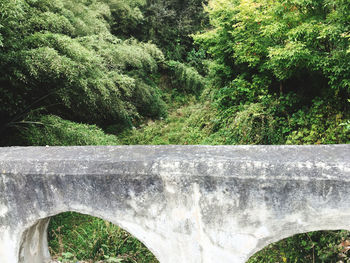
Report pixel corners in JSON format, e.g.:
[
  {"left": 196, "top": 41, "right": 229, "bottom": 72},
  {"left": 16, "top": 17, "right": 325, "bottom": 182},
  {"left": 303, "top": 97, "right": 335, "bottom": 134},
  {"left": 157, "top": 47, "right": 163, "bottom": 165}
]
[{"left": 0, "top": 145, "right": 349, "bottom": 263}]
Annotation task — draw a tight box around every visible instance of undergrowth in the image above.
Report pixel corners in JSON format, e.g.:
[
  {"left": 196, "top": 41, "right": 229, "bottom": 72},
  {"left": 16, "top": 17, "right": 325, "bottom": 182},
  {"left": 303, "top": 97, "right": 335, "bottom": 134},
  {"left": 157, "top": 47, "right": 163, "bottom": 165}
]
[
  {"left": 119, "top": 95, "right": 350, "bottom": 146},
  {"left": 49, "top": 212, "right": 158, "bottom": 263}
]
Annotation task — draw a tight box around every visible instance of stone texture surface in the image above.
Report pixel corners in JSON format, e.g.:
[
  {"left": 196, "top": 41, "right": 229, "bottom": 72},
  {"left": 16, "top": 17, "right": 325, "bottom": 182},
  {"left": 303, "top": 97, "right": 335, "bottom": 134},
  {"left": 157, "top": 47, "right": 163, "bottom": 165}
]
[{"left": 0, "top": 145, "right": 349, "bottom": 263}]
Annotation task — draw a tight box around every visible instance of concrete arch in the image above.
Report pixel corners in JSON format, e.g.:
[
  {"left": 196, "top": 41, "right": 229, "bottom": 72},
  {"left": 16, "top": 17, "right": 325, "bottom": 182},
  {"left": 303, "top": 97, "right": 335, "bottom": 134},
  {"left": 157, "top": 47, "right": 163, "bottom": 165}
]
[
  {"left": 18, "top": 208, "right": 162, "bottom": 263},
  {"left": 0, "top": 145, "right": 349, "bottom": 263},
  {"left": 3, "top": 169, "right": 170, "bottom": 263}
]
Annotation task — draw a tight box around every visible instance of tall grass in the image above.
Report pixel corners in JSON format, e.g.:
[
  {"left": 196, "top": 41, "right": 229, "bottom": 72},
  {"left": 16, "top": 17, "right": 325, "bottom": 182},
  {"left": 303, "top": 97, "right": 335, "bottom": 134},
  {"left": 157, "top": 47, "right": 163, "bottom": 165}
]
[{"left": 48, "top": 212, "right": 159, "bottom": 263}]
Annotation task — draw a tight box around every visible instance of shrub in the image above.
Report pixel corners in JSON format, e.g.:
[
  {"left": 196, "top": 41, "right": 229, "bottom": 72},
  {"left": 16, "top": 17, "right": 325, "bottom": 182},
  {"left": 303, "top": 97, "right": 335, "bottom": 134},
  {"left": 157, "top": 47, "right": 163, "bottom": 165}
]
[
  {"left": 118, "top": 100, "right": 217, "bottom": 145},
  {"left": 286, "top": 99, "right": 350, "bottom": 145}
]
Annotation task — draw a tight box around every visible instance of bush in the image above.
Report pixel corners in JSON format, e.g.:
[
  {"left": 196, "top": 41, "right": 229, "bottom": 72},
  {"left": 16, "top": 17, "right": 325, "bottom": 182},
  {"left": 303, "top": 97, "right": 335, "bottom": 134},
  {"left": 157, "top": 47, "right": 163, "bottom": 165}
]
[
  {"left": 286, "top": 99, "right": 350, "bottom": 145},
  {"left": 118, "top": 100, "right": 217, "bottom": 145},
  {"left": 218, "top": 102, "right": 282, "bottom": 145}
]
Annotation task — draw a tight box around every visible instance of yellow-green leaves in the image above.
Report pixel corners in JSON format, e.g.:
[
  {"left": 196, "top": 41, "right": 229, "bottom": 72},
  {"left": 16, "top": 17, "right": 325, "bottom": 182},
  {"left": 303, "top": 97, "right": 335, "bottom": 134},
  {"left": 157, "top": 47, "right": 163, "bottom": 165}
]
[{"left": 195, "top": 0, "right": 350, "bottom": 97}]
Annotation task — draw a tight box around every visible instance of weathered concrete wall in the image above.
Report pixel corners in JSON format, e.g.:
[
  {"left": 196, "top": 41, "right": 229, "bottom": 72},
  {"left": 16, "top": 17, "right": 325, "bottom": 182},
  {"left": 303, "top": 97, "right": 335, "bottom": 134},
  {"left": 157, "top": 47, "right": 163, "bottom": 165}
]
[{"left": 0, "top": 145, "right": 349, "bottom": 263}]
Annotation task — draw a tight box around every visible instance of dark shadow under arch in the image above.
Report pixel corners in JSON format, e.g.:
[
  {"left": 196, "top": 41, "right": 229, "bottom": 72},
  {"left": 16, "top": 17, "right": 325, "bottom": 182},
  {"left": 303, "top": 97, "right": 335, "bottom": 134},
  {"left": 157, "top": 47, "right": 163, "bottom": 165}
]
[{"left": 247, "top": 229, "right": 350, "bottom": 263}]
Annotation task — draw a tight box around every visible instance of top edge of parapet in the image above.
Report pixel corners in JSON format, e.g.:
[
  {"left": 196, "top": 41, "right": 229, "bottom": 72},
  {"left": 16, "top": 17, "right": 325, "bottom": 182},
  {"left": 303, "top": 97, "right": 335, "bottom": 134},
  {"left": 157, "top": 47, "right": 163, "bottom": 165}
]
[
  {"left": 0, "top": 145, "right": 348, "bottom": 163},
  {"left": 0, "top": 145, "right": 349, "bottom": 181}
]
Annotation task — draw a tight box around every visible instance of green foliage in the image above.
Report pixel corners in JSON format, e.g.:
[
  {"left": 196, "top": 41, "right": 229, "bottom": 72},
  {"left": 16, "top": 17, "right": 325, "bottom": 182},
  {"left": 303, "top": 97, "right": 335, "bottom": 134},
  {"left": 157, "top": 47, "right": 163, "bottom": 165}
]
[
  {"left": 185, "top": 48, "right": 208, "bottom": 75},
  {"left": 137, "top": 0, "right": 209, "bottom": 61},
  {"left": 195, "top": 0, "right": 350, "bottom": 100},
  {"left": 0, "top": 25, "right": 2, "bottom": 47},
  {"left": 100, "top": 0, "right": 209, "bottom": 64},
  {"left": 106, "top": 0, "right": 146, "bottom": 38},
  {"left": 0, "top": 0, "right": 166, "bottom": 131},
  {"left": 286, "top": 98, "right": 350, "bottom": 144},
  {"left": 165, "top": 60, "right": 206, "bottom": 95},
  {"left": 18, "top": 115, "right": 120, "bottom": 146},
  {"left": 119, "top": 100, "right": 217, "bottom": 145},
  {"left": 120, "top": 92, "right": 349, "bottom": 146},
  {"left": 119, "top": 95, "right": 283, "bottom": 146},
  {"left": 49, "top": 212, "right": 158, "bottom": 263},
  {"left": 212, "top": 75, "right": 270, "bottom": 109},
  {"left": 342, "top": 120, "right": 350, "bottom": 132},
  {"left": 248, "top": 230, "right": 350, "bottom": 263},
  {"left": 215, "top": 102, "right": 283, "bottom": 145}
]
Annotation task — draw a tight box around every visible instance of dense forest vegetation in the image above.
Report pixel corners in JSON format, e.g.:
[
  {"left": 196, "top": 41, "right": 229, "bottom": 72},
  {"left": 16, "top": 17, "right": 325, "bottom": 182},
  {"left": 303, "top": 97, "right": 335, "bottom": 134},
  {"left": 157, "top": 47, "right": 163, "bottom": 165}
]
[{"left": 1, "top": 0, "right": 349, "bottom": 262}]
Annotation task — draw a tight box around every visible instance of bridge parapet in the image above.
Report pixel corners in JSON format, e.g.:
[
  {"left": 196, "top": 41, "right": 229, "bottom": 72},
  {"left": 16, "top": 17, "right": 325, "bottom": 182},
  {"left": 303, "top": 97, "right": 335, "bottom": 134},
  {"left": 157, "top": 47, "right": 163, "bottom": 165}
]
[{"left": 0, "top": 145, "right": 349, "bottom": 263}]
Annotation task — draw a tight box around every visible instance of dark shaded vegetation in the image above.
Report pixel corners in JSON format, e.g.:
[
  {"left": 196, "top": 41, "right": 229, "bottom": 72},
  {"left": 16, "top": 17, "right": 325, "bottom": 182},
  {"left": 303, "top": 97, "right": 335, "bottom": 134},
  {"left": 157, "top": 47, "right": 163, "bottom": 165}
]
[{"left": 1, "top": 0, "right": 349, "bottom": 262}]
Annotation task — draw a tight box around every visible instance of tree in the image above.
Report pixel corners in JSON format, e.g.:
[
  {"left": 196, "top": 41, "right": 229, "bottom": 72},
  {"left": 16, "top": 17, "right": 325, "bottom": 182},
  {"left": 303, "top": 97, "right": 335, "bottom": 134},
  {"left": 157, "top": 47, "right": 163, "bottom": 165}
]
[
  {"left": 195, "top": 0, "right": 350, "bottom": 103},
  {"left": 139, "top": 0, "right": 209, "bottom": 60},
  {"left": 0, "top": 0, "right": 166, "bottom": 135}
]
